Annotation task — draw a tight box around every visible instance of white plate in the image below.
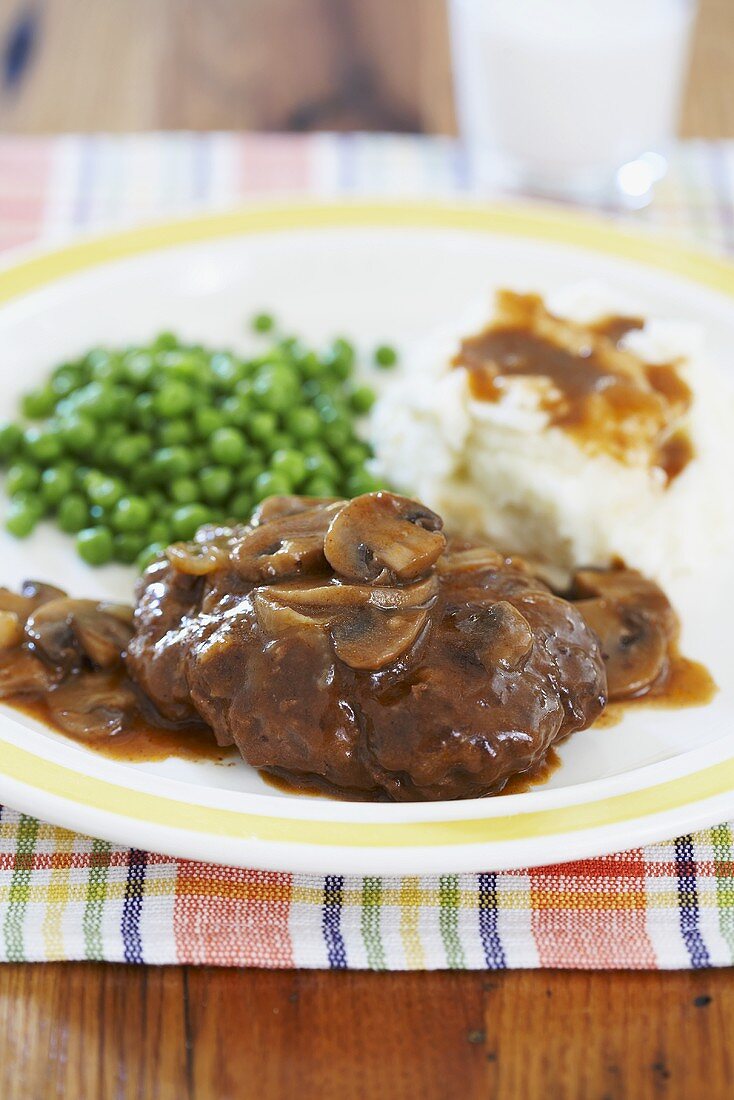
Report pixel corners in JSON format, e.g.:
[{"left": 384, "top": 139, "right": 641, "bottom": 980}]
[{"left": 0, "top": 199, "right": 732, "bottom": 874}]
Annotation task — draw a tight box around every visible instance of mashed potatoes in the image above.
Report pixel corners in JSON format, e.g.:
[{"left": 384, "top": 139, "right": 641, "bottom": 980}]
[{"left": 372, "top": 284, "right": 734, "bottom": 590}]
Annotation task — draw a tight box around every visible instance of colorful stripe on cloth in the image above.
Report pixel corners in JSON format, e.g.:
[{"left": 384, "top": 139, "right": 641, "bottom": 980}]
[
  {"left": 2, "top": 806, "right": 734, "bottom": 968},
  {"left": 1, "top": 132, "right": 734, "bottom": 968}
]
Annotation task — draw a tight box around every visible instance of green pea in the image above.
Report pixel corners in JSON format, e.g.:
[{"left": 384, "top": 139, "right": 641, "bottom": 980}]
[
  {"left": 89, "top": 350, "right": 123, "bottom": 383},
  {"left": 151, "top": 446, "right": 192, "bottom": 479},
  {"left": 5, "top": 497, "right": 41, "bottom": 538},
  {"left": 23, "top": 426, "right": 62, "bottom": 465},
  {"left": 111, "top": 495, "right": 152, "bottom": 533},
  {"left": 77, "top": 526, "right": 114, "bottom": 566},
  {"left": 154, "top": 381, "right": 193, "bottom": 418},
  {"left": 171, "top": 503, "right": 211, "bottom": 541},
  {"left": 248, "top": 410, "right": 278, "bottom": 443},
  {"left": 285, "top": 406, "right": 321, "bottom": 441},
  {"left": 6, "top": 462, "right": 40, "bottom": 495},
  {"left": 136, "top": 542, "right": 167, "bottom": 572},
  {"left": 194, "top": 406, "right": 226, "bottom": 439},
  {"left": 131, "top": 391, "right": 156, "bottom": 428},
  {"left": 170, "top": 477, "right": 198, "bottom": 504},
  {"left": 323, "top": 420, "right": 353, "bottom": 451},
  {"left": 128, "top": 460, "right": 156, "bottom": 493},
  {"left": 57, "top": 493, "right": 89, "bottom": 533},
  {"left": 0, "top": 421, "right": 22, "bottom": 461},
  {"left": 40, "top": 465, "right": 74, "bottom": 506},
  {"left": 374, "top": 344, "right": 398, "bottom": 368},
  {"left": 229, "top": 491, "right": 253, "bottom": 518},
  {"left": 210, "top": 354, "right": 242, "bottom": 392},
  {"left": 341, "top": 442, "right": 371, "bottom": 469},
  {"left": 220, "top": 394, "right": 253, "bottom": 428},
  {"left": 236, "top": 459, "right": 266, "bottom": 489},
  {"left": 303, "top": 476, "right": 338, "bottom": 498},
  {"left": 251, "top": 311, "right": 276, "bottom": 334},
  {"left": 51, "top": 366, "right": 84, "bottom": 397},
  {"left": 305, "top": 451, "right": 339, "bottom": 481},
  {"left": 21, "top": 387, "right": 57, "bottom": 420},
  {"left": 252, "top": 470, "right": 291, "bottom": 502},
  {"left": 262, "top": 432, "right": 292, "bottom": 456},
  {"left": 345, "top": 470, "right": 383, "bottom": 496},
  {"left": 72, "top": 381, "right": 114, "bottom": 419},
  {"left": 252, "top": 365, "right": 300, "bottom": 413},
  {"left": 148, "top": 521, "right": 172, "bottom": 545},
  {"left": 350, "top": 385, "right": 376, "bottom": 414},
  {"left": 86, "top": 475, "right": 124, "bottom": 510},
  {"left": 199, "top": 465, "right": 233, "bottom": 504},
  {"left": 59, "top": 414, "right": 96, "bottom": 454},
  {"left": 209, "top": 427, "right": 248, "bottom": 467},
  {"left": 157, "top": 421, "right": 192, "bottom": 447},
  {"left": 111, "top": 434, "right": 151, "bottom": 469},
  {"left": 153, "top": 332, "right": 179, "bottom": 352},
  {"left": 114, "top": 532, "right": 147, "bottom": 565},
  {"left": 270, "top": 448, "right": 307, "bottom": 488}
]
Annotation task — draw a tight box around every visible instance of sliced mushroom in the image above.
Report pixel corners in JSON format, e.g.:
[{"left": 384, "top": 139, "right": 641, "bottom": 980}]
[
  {"left": 452, "top": 600, "right": 533, "bottom": 671},
  {"left": 21, "top": 581, "right": 67, "bottom": 605},
  {"left": 253, "top": 590, "right": 330, "bottom": 634},
  {"left": 575, "top": 597, "right": 668, "bottom": 699},
  {"left": 0, "top": 581, "right": 67, "bottom": 623},
  {"left": 0, "top": 611, "right": 23, "bottom": 651},
  {"left": 0, "top": 650, "right": 59, "bottom": 697},
  {"left": 232, "top": 501, "right": 345, "bottom": 582},
  {"left": 251, "top": 495, "right": 342, "bottom": 527},
  {"left": 166, "top": 541, "right": 226, "bottom": 576},
  {"left": 331, "top": 606, "right": 428, "bottom": 670},
  {"left": 253, "top": 572, "right": 438, "bottom": 670},
  {"left": 46, "top": 671, "right": 138, "bottom": 740},
  {"left": 572, "top": 568, "right": 676, "bottom": 634},
  {"left": 263, "top": 573, "right": 438, "bottom": 614},
  {"left": 324, "top": 492, "right": 446, "bottom": 584},
  {"left": 26, "top": 598, "right": 134, "bottom": 672},
  {"left": 437, "top": 547, "right": 506, "bottom": 576}
]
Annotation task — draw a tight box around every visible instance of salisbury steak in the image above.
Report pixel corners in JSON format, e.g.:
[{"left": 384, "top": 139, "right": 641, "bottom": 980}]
[{"left": 126, "top": 493, "right": 607, "bottom": 800}]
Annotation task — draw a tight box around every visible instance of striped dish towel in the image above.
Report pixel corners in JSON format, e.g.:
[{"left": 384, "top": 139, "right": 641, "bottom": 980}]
[{"left": 1, "top": 133, "right": 733, "bottom": 969}]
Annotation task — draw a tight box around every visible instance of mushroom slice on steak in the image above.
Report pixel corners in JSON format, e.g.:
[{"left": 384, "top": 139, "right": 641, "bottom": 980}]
[
  {"left": 166, "top": 541, "right": 226, "bottom": 576},
  {"left": 0, "top": 611, "right": 23, "bottom": 651},
  {"left": 0, "top": 581, "right": 67, "bottom": 624},
  {"left": 574, "top": 597, "right": 669, "bottom": 700},
  {"left": 46, "top": 671, "right": 138, "bottom": 740},
  {"left": 0, "top": 650, "right": 59, "bottom": 696},
  {"left": 331, "top": 606, "right": 429, "bottom": 670},
  {"left": 251, "top": 495, "right": 342, "bottom": 527},
  {"left": 452, "top": 600, "right": 534, "bottom": 672},
  {"left": 324, "top": 492, "right": 446, "bottom": 584},
  {"left": 253, "top": 574, "right": 438, "bottom": 670},
  {"left": 572, "top": 568, "right": 676, "bottom": 634},
  {"left": 232, "top": 501, "right": 344, "bottom": 582},
  {"left": 25, "top": 598, "right": 134, "bottom": 672}
]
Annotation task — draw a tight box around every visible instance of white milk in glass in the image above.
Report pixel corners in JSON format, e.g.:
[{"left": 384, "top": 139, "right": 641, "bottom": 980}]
[{"left": 450, "top": 0, "right": 696, "bottom": 202}]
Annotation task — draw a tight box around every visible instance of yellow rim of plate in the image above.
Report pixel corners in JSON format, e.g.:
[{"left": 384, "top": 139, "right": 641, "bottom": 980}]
[{"left": 0, "top": 199, "right": 732, "bottom": 849}]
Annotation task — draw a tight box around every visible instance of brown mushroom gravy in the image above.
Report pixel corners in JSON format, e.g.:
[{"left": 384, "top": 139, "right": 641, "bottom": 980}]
[
  {"left": 453, "top": 291, "right": 694, "bottom": 483},
  {"left": 0, "top": 493, "right": 715, "bottom": 801}
]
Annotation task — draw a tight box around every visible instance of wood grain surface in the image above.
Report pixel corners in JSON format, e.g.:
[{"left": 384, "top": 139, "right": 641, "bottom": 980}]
[
  {"left": 0, "top": 0, "right": 732, "bottom": 136},
  {"left": 1, "top": 1, "right": 734, "bottom": 1097},
  {"left": 1, "top": 964, "right": 733, "bottom": 1099}
]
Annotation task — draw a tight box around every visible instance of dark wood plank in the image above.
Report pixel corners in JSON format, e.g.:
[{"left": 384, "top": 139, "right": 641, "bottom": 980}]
[{"left": 1, "top": 964, "right": 733, "bottom": 1100}]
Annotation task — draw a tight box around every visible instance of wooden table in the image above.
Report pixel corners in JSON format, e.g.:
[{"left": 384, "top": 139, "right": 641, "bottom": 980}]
[{"left": 1, "top": 2, "right": 734, "bottom": 1097}]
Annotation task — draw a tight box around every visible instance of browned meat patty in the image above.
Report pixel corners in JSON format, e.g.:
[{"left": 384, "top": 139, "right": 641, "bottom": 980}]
[{"left": 126, "top": 493, "right": 608, "bottom": 800}]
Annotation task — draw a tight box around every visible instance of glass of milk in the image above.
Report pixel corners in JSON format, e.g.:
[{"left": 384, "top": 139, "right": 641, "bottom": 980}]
[{"left": 449, "top": 0, "right": 697, "bottom": 206}]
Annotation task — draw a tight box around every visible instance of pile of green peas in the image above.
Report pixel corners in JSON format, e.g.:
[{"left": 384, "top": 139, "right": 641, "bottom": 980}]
[{"left": 0, "top": 313, "right": 398, "bottom": 570}]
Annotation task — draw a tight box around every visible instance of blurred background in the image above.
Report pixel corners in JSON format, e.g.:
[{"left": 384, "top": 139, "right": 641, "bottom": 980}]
[{"left": 0, "top": 0, "right": 731, "bottom": 138}]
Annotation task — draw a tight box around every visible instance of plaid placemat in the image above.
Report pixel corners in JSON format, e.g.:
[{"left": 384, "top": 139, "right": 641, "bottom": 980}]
[{"left": 1, "top": 132, "right": 733, "bottom": 969}]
